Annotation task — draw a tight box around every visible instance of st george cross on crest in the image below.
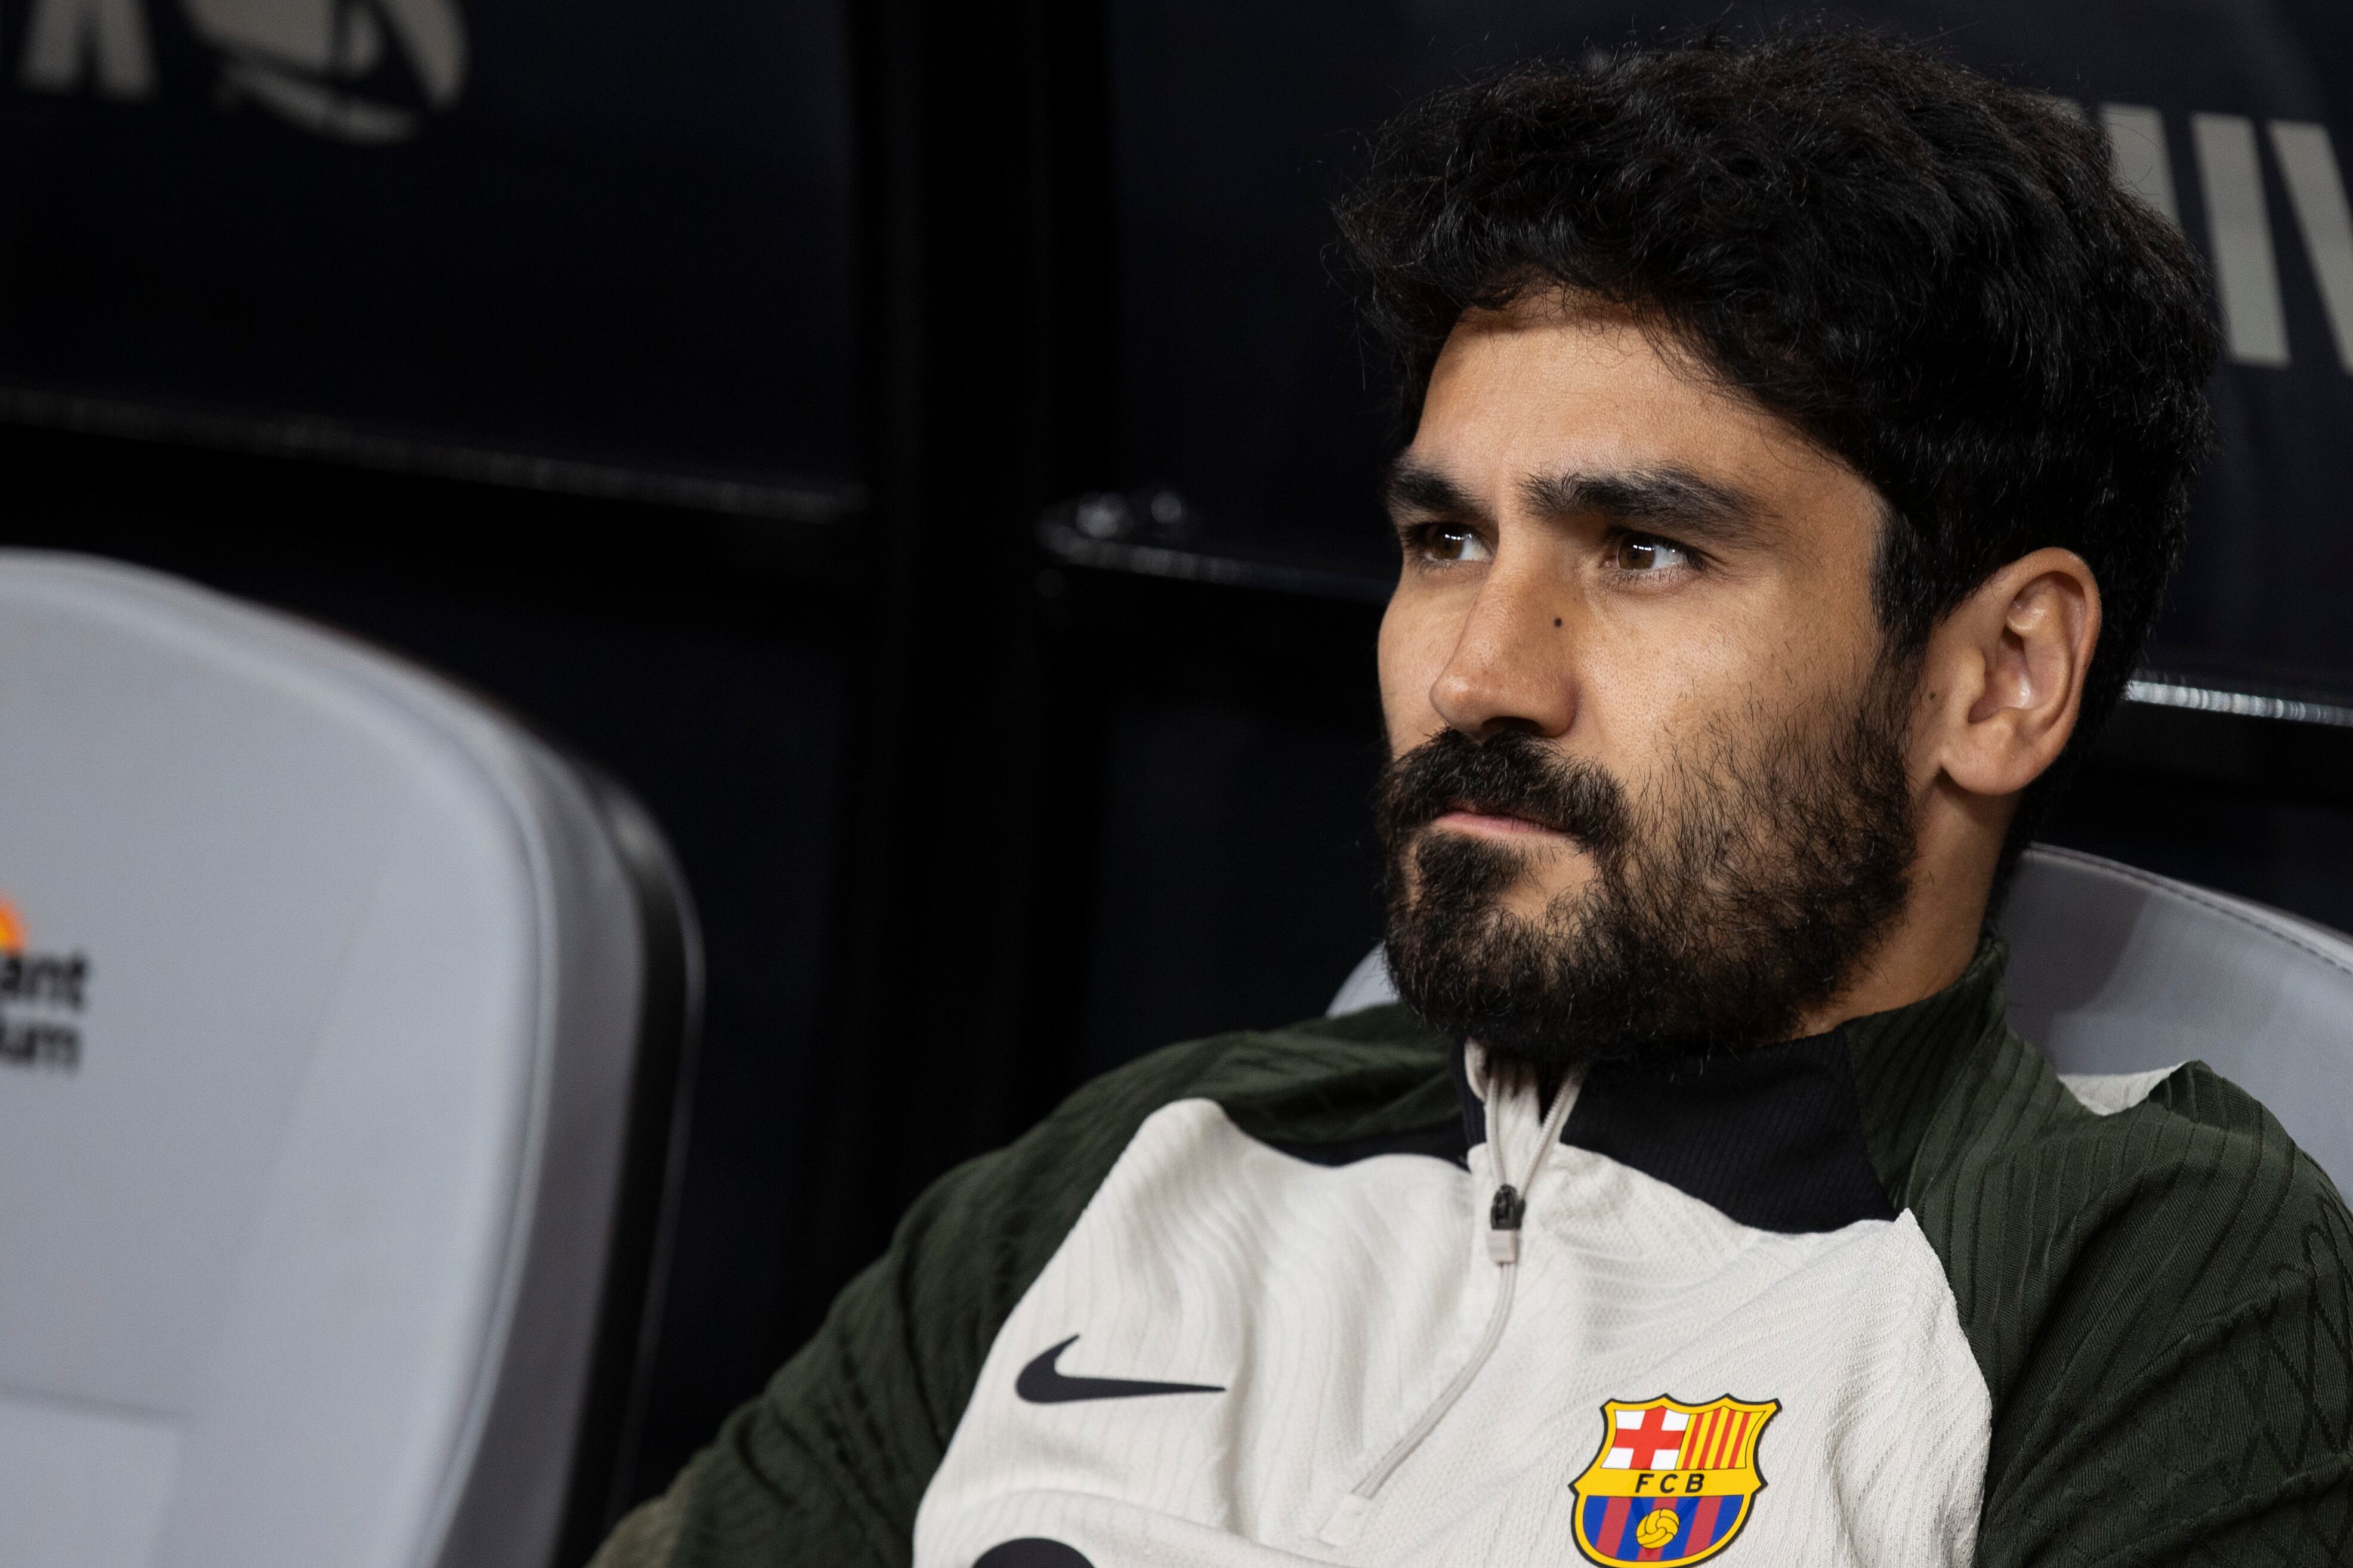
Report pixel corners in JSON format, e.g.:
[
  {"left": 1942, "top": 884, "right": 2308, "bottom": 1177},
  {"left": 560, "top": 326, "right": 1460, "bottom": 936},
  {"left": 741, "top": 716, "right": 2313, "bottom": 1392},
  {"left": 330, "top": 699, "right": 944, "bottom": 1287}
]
[{"left": 1568, "top": 1394, "right": 1780, "bottom": 1565}]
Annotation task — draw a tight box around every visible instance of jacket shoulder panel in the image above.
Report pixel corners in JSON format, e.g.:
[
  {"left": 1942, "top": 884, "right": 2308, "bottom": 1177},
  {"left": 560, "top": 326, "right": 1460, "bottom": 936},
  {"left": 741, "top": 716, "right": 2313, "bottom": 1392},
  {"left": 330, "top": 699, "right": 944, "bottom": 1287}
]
[{"left": 1901, "top": 1038, "right": 2353, "bottom": 1566}]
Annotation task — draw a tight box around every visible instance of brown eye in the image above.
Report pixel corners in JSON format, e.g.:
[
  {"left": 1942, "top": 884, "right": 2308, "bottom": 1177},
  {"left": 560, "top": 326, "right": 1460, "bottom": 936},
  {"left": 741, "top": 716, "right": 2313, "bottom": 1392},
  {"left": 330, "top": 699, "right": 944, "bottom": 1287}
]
[
  {"left": 1614, "top": 534, "right": 1691, "bottom": 572},
  {"left": 1422, "top": 527, "right": 1492, "bottom": 564}
]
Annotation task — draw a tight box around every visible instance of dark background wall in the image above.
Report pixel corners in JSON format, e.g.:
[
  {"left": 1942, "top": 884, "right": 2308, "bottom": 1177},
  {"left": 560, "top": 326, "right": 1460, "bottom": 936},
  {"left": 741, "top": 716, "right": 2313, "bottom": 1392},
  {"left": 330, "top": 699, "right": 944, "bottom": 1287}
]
[{"left": 4, "top": 0, "right": 2353, "bottom": 1555}]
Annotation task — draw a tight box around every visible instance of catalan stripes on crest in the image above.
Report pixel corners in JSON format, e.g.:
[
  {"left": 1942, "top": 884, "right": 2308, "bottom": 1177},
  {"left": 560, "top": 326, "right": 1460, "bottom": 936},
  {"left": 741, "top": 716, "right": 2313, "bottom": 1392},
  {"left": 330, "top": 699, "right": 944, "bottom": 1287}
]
[{"left": 1681, "top": 1403, "right": 1764, "bottom": 1473}]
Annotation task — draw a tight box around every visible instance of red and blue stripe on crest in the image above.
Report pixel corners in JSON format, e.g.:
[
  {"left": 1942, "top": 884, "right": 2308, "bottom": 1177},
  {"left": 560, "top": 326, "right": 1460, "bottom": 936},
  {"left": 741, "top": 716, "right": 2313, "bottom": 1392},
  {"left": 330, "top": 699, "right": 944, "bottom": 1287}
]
[{"left": 1579, "top": 1494, "right": 1746, "bottom": 1564}]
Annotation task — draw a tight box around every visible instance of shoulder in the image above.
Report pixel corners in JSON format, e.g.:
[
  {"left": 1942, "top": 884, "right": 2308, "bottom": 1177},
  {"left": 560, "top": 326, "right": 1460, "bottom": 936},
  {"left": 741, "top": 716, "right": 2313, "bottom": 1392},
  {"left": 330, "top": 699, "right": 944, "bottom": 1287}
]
[
  {"left": 891, "top": 1004, "right": 1457, "bottom": 1332},
  {"left": 2027, "top": 1058, "right": 2351, "bottom": 1383},
  {"left": 2016, "top": 1058, "right": 2349, "bottom": 1357},
  {"left": 1906, "top": 1034, "right": 2350, "bottom": 1384},
  {"left": 876, "top": 1007, "right": 1460, "bottom": 1400},
  {"left": 1064, "top": 1002, "right": 1449, "bottom": 1118},
  {"left": 1904, "top": 1038, "right": 2353, "bottom": 1561},
  {"left": 998, "top": 1004, "right": 1458, "bottom": 1184}
]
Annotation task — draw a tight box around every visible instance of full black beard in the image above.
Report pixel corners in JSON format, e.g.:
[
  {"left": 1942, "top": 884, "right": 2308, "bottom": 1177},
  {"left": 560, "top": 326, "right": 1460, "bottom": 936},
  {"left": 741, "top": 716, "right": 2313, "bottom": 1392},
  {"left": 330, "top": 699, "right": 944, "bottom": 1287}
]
[{"left": 1375, "top": 671, "right": 1918, "bottom": 1077}]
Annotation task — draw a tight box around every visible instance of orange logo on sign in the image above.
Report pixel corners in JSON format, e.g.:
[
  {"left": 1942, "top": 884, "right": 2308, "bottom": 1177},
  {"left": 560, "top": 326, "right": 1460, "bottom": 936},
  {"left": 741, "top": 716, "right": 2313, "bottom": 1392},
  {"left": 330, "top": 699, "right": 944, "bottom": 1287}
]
[{"left": 0, "top": 895, "right": 22, "bottom": 955}]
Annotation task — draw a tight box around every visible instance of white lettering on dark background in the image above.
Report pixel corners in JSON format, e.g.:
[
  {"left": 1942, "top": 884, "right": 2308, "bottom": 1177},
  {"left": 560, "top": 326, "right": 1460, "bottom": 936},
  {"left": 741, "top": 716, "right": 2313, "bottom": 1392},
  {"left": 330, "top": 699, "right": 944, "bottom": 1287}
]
[{"left": 14, "top": 0, "right": 466, "bottom": 141}]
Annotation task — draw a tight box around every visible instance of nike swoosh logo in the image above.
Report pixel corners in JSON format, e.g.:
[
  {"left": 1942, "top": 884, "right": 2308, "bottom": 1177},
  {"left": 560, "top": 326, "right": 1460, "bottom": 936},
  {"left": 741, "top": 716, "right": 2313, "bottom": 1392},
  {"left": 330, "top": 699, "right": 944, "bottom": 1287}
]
[{"left": 1014, "top": 1335, "right": 1225, "bottom": 1404}]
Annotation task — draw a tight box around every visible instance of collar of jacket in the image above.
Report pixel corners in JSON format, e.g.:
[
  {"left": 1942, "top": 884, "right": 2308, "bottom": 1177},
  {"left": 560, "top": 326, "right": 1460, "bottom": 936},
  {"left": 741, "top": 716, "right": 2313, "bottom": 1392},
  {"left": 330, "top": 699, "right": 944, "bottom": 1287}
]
[{"left": 1446, "top": 938, "right": 2014, "bottom": 1234}]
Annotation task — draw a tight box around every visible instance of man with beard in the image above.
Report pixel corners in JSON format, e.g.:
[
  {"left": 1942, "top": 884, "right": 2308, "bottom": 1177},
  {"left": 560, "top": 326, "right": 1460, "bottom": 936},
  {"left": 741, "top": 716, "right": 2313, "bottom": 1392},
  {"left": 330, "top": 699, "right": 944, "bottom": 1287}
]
[{"left": 597, "top": 30, "right": 2352, "bottom": 1568}]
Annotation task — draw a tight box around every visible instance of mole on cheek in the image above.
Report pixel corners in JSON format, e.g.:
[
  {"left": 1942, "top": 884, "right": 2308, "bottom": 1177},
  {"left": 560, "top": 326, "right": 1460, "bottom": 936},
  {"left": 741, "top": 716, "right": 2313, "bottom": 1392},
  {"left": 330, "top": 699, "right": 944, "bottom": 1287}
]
[{"left": 1554, "top": 617, "right": 1564, "bottom": 628}]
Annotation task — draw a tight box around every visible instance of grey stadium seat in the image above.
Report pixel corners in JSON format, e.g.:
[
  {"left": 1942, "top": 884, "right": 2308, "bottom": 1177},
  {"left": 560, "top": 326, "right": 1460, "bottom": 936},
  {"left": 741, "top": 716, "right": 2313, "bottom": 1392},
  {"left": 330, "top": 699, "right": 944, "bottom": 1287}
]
[
  {"left": 1330, "top": 843, "right": 2353, "bottom": 1191},
  {"left": 0, "top": 552, "right": 701, "bottom": 1568}
]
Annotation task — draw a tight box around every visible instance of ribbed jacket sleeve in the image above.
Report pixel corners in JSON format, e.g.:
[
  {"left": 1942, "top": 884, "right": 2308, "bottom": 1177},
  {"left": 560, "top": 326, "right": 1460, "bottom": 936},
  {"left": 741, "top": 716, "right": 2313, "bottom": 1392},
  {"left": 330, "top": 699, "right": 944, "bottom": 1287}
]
[{"left": 1854, "top": 998, "right": 2353, "bottom": 1567}]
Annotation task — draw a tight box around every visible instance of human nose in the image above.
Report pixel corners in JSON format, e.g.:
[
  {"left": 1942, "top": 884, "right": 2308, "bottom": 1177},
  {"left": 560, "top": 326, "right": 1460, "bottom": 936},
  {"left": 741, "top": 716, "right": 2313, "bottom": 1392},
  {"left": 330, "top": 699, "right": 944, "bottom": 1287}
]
[{"left": 1428, "top": 568, "right": 1577, "bottom": 740}]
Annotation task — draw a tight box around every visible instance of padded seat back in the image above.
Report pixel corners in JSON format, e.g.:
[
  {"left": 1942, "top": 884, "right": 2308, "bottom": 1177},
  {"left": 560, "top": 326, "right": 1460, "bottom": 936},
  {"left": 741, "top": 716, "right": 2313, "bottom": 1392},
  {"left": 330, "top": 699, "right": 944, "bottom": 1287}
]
[
  {"left": 0, "top": 552, "right": 686, "bottom": 1568},
  {"left": 1329, "top": 844, "right": 2353, "bottom": 1190}
]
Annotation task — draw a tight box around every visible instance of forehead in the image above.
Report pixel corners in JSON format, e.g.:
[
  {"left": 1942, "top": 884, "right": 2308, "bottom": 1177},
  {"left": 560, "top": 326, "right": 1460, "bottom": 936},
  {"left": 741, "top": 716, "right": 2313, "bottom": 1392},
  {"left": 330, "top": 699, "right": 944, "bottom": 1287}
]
[{"left": 1409, "top": 301, "right": 1878, "bottom": 530}]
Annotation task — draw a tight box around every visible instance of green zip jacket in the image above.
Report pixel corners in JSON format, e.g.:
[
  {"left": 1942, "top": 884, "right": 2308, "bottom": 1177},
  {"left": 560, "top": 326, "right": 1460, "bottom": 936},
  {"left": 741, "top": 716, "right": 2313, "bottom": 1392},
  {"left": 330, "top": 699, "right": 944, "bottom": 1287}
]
[{"left": 596, "top": 941, "right": 2352, "bottom": 1567}]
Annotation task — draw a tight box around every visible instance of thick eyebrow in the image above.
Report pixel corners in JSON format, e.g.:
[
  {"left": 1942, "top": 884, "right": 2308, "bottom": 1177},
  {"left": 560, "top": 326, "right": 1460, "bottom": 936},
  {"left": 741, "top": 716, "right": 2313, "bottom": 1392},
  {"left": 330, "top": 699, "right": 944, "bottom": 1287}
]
[
  {"left": 1517, "top": 467, "right": 1773, "bottom": 549},
  {"left": 1383, "top": 456, "right": 1492, "bottom": 525}
]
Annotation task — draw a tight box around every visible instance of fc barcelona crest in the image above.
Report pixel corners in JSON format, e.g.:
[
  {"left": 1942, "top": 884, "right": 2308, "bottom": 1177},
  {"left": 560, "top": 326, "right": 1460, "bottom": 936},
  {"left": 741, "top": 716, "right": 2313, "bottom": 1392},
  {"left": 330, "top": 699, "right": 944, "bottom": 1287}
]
[{"left": 1568, "top": 1394, "right": 1779, "bottom": 1565}]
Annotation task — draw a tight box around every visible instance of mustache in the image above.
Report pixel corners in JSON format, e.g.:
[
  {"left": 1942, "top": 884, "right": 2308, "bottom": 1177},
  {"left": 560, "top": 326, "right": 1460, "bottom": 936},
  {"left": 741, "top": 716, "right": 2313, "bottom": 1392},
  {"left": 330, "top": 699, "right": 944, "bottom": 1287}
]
[{"left": 1375, "top": 729, "right": 1632, "bottom": 855}]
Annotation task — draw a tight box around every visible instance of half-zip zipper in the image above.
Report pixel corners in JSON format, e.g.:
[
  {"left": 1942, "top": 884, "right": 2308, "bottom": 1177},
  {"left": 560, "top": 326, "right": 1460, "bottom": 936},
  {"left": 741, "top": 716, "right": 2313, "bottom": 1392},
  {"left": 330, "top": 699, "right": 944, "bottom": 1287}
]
[{"left": 1318, "top": 1057, "right": 1575, "bottom": 1546}]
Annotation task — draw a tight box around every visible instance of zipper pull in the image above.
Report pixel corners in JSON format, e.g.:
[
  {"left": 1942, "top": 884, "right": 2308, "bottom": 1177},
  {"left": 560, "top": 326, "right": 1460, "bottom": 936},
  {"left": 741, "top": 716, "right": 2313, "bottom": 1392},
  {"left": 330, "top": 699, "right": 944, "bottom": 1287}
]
[{"left": 1487, "top": 1183, "right": 1525, "bottom": 1263}]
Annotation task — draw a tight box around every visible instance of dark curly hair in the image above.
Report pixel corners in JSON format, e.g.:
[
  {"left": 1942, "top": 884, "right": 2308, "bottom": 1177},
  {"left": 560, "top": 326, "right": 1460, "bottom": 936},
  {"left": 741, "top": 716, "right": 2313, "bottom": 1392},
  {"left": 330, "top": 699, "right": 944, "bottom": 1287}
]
[{"left": 1336, "top": 29, "right": 2218, "bottom": 876}]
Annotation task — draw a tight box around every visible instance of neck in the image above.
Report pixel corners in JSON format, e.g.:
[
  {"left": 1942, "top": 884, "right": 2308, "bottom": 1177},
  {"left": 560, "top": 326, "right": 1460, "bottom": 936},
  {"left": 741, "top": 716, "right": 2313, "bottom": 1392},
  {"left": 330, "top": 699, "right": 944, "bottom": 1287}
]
[{"left": 1790, "top": 831, "right": 1997, "bottom": 1040}]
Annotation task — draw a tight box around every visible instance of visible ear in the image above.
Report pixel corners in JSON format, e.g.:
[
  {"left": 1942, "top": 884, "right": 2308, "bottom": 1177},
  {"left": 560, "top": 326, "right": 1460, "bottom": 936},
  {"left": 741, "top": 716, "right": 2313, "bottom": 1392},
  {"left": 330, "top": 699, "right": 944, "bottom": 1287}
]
[{"left": 1921, "top": 548, "right": 2102, "bottom": 800}]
